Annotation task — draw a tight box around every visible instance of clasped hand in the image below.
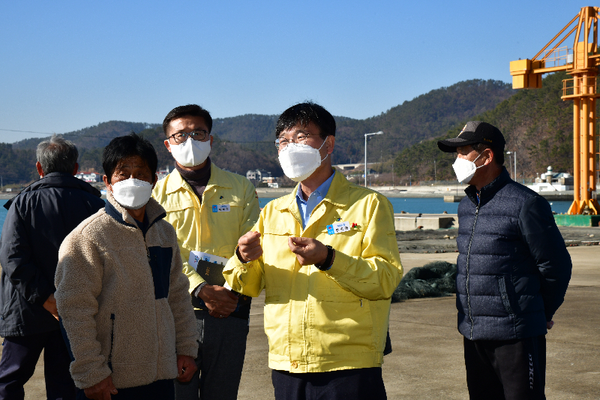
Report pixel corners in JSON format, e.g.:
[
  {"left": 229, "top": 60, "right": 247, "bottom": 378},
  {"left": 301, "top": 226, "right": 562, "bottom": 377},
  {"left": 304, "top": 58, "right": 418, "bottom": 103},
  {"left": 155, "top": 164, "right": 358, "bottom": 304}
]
[{"left": 198, "top": 285, "right": 238, "bottom": 318}]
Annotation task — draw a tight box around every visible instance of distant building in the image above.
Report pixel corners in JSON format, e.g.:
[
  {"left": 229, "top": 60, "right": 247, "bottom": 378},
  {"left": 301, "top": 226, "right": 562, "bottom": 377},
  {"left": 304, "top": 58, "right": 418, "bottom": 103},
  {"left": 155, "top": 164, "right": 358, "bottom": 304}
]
[
  {"left": 529, "top": 166, "right": 573, "bottom": 192},
  {"left": 157, "top": 167, "right": 171, "bottom": 181},
  {"left": 262, "top": 176, "right": 277, "bottom": 184},
  {"left": 334, "top": 163, "right": 378, "bottom": 171},
  {"left": 246, "top": 169, "right": 272, "bottom": 182},
  {"left": 75, "top": 172, "right": 101, "bottom": 183}
]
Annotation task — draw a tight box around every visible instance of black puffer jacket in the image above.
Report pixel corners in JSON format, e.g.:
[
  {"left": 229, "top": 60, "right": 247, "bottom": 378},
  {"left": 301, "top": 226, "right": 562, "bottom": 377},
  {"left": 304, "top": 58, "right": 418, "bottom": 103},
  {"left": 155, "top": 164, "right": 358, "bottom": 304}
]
[
  {"left": 456, "top": 168, "right": 572, "bottom": 341},
  {"left": 0, "top": 173, "right": 105, "bottom": 336}
]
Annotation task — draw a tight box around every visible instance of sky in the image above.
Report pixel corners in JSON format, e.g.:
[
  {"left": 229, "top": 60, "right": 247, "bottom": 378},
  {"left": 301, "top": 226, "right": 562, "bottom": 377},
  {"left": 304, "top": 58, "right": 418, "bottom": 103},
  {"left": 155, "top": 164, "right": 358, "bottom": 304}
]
[{"left": 0, "top": 1, "right": 589, "bottom": 143}]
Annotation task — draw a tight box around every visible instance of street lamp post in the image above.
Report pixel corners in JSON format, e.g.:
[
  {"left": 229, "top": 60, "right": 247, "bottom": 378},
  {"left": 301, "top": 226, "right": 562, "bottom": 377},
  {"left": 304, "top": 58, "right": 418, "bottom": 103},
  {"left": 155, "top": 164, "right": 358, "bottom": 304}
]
[
  {"left": 364, "top": 131, "right": 383, "bottom": 187},
  {"left": 506, "top": 151, "right": 517, "bottom": 182}
]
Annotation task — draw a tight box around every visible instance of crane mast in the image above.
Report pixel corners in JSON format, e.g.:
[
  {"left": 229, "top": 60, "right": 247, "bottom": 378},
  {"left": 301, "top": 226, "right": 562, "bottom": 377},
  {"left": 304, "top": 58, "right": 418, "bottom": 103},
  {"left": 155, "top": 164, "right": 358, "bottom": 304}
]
[{"left": 510, "top": 6, "right": 600, "bottom": 215}]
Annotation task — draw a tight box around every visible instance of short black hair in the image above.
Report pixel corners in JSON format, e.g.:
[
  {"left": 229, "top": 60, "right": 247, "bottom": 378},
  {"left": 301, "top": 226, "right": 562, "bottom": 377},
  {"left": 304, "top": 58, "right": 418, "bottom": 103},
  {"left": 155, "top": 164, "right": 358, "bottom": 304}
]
[
  {"left": 36, "top": 135, "right": 78, "bottom": 174},
  {"left": 163, "top": 104, "right": 213, "bottom": 135},
  {"left": 102, "top": 133, "right": 158, "bottom": 184},
  {"left": 472, "top": 142, "right": 505, "bottom": 166},
  {"left": 275, "top": 102, "right": 336, "bottom": 140}
]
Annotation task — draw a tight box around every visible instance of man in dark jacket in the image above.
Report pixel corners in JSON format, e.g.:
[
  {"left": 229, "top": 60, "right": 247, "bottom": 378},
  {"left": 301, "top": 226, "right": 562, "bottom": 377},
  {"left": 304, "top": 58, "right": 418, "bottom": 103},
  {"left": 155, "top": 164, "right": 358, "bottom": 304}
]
[
  {"left": 0, "top": 135, "right": 105, "bottom": 399},
  {"left": 438, "top": 121, "right": 572, "bottom": 400}
]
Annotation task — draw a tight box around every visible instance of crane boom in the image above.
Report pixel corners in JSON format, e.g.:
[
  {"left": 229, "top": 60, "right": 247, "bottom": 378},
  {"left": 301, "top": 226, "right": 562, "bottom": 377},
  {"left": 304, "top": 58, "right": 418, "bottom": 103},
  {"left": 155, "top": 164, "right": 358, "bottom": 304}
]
[{"left": 509, "top": 6, "right": 600, "bottom": 215}]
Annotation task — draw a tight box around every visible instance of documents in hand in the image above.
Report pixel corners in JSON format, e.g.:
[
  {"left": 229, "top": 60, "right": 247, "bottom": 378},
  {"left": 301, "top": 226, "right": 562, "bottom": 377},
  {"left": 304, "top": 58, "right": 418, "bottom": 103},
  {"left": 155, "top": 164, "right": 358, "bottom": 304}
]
[{"left": 189, "top": 251, "right": 229, "bottom": 286}]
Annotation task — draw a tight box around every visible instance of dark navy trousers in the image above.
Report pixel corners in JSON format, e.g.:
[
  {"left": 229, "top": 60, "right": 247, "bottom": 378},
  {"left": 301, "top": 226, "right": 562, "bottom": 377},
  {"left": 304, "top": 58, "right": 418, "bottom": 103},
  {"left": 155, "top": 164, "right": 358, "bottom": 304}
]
[
  {"left": 174, "top": 312, "right": 249, "bottom": 400},
  {"left": 0, "top": 330, "right": 76, "bottom": 400},
  {"left": 464, "top": 335, "right": 547, "bottom": 400},
  {"left": 271, "top": 367, "right": 387, "bottom": 400},
  {"left": 76, "top": 379, "right": 174, "bottom": 400}
]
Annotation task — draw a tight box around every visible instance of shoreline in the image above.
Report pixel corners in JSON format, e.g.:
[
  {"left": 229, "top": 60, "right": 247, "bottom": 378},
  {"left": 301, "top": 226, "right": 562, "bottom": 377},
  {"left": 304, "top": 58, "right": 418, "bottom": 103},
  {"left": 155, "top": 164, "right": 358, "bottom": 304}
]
[
  {"left": 256, "top": 186, "right": 579, "bottom": 200},
  {"left": 0, "top": 186, "right": 582, "bottom": 201}
]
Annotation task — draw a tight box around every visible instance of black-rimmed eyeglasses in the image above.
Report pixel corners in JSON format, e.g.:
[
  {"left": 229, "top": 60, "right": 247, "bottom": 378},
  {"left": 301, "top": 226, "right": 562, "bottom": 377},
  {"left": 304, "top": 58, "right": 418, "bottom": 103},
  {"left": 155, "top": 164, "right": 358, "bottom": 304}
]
[{"left": 169, "top": 130, "right": 210, "bottom": 144}]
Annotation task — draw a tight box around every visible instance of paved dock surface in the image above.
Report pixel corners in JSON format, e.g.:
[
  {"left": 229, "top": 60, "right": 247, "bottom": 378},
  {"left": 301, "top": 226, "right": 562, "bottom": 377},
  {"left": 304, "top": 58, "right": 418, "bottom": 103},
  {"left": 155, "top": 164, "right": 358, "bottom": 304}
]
[{"left": 12, "top": 246, "right": 600, "bottom": 399}]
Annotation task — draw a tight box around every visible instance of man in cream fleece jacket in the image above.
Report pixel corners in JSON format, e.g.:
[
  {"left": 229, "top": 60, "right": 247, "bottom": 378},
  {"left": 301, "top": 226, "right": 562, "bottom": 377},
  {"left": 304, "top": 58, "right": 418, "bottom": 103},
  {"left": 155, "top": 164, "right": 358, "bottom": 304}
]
[{"left": 55, "top": 134, "right": 198, "bottom": 400}]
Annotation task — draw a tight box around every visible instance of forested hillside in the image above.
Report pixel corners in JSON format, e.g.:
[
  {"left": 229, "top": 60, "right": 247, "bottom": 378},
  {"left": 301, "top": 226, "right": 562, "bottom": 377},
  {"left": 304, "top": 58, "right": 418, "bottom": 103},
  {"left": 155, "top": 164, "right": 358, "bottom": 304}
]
[
  {"left": 1, "top": 78, "right": 515, "bottom": 185},
  {"left": 393, "top": 71, "right": 573, "bottom": 183},
  {"left": 333, "top": 79, "right": 515, "bottom": 165},
  {"left": 0, "top": 143, "right": 36, "bottom": 184}
]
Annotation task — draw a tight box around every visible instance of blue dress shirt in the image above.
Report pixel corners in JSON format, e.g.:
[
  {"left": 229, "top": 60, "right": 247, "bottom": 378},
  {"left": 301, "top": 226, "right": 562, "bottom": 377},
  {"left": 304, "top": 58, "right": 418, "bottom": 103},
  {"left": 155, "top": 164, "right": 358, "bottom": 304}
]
[{"left": 296, "top": 171, "right": 335, "bottom": 229}]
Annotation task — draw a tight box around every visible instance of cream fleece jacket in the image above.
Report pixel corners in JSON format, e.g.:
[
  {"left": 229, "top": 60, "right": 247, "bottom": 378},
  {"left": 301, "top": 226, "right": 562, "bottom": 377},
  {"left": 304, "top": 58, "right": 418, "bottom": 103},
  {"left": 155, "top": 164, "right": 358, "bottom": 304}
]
[{"left": 55, "top": 193, "right": 198, "bottom": 390}]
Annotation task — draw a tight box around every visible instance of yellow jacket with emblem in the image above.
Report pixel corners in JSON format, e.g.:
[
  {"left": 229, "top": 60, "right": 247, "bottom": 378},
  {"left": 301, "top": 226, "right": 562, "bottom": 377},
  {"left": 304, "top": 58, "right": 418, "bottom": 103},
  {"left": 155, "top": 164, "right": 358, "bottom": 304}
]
[
  {"left": 152, "top": 163, "right": 260, "bottom": 300},
  {"left": 223, "top": 171, "right": 403, "bottom": 373}
]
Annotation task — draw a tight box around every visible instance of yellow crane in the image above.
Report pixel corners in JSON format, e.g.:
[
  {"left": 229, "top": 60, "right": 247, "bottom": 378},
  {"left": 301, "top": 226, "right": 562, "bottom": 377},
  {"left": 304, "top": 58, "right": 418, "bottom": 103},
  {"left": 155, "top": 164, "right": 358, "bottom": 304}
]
[{"left": 510, "top": 6, "right": 600, "bottom": 215}]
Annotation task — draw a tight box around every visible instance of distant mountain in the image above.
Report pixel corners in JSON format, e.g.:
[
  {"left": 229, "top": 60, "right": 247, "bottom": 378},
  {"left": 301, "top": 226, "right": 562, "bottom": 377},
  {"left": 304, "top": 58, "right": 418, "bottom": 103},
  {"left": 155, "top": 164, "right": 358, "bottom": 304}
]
[
  {"left": 12, "top": 121, "right": 159, "bottom": 150},
  {"left": 0, "top": 79, "right": 515, "bottom": 185},
  {"left": 393, "top": 71, "right": 573, "bottom": 183},
  {"left": 178, "top": 79, "right": 515, "bottom": 168},
  {"left": 332, "top": 79, "right": 515, "bottom": 164},
  {"left": 213, "top": 114, "right": 279, "bottom": 143}
]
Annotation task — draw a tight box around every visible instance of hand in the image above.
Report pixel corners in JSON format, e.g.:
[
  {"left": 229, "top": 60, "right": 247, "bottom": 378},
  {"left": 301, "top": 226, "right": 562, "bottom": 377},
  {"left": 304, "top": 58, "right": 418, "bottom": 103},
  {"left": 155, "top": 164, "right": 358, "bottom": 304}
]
[
  {"left": 547, "top": 320, "right": 554, "bottom": 330},
  {"left": 177, "top": 355, "right": 197, "bottom": 382},
  {"left": 42, "top": 294, "right": 59, "bottom": 320},
  {"left": 83, "top": 376, "right": 118, "bottom": 400},
  {"left": 237, "top": 231, "right": 262, "bottom": 262},
  {"left": 288, "top": 237, "right": 329, "bottom": 266},
  {"left": 198, "top": 284, "right": 238, "bottom": 318}
]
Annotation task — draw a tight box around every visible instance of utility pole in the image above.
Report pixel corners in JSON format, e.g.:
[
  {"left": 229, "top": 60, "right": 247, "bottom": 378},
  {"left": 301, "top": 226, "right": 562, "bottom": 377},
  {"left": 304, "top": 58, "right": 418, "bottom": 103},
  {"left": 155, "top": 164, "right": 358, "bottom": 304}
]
[
  {"left": 506, "top": 151, "right": 517, "bottom": 181},
  {"left": 364, "top": 131, "right": 383, "bottom": 187}
]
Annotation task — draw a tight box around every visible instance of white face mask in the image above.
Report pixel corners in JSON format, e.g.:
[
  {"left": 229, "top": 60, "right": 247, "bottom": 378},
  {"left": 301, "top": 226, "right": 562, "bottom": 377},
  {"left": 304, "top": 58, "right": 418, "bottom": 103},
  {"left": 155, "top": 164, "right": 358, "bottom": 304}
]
[
  {"left": 452, "top": 153, "right": 483, "bottom": 184},
  {"left": 111, "top": 178, "right": 153, "bottom": 210},
  {"left": 169, "top": 137, "right": 211, "bottom": 167},
  {"left": 278, "top": 140, "right": 329, "bottom": 182}
]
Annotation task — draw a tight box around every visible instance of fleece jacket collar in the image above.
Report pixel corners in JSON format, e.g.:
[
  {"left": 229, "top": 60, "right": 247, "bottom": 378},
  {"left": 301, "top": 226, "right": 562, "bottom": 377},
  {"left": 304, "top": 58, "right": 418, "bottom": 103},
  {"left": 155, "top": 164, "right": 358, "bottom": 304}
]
[{"left": 105, "top": 191, "right": 166, "bottom": 232}]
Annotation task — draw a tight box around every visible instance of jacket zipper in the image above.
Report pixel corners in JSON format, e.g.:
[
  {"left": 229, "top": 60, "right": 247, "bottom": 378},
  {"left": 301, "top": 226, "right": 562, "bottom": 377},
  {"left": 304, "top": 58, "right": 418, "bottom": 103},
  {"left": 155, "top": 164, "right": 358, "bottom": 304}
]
[
  {"left": 465, "top": 204, "right": 479, "bottom": 340},
  {"left": 108, "top": 313, "right": 115, "bottom": 371},
  {"left": 139, "top": 223, "right": 151, "bottom": 264}
]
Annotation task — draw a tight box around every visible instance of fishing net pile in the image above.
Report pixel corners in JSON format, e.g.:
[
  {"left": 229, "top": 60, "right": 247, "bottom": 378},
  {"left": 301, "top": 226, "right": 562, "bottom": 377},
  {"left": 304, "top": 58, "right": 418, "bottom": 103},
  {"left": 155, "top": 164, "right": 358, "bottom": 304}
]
[{"left": 392, "top": 261, "right": 457, "bottom": 303}]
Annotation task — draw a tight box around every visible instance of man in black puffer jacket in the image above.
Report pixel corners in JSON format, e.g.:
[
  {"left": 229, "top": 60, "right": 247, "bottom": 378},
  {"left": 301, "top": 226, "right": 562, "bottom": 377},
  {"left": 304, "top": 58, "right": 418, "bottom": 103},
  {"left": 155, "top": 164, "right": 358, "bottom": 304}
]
[
  {"left": 438, "top": 121, "right": 572, "bottom": 400},
  {"left": 0, "top": 135, "right": 105, "bottom": 399}
]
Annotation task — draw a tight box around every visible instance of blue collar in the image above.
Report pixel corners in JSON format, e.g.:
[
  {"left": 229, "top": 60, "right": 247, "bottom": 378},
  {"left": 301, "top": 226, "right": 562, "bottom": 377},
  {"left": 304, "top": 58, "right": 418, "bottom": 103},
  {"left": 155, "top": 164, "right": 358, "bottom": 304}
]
[{"left": 295, "top": 171, "right": 335, "bottom": 228}]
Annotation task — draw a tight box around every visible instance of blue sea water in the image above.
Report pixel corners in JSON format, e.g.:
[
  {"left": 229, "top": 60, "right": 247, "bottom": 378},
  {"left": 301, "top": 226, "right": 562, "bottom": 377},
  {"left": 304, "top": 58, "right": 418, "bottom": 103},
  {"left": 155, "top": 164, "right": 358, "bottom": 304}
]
[
  {"left": 0, "top": 198, "right": 573, "bottom": 237},
  {"left": 258, "top": 197, "right": 572, "bottom": 215},
  {"left": 1, "top": 200, "right": 8, "bottom": 233}
]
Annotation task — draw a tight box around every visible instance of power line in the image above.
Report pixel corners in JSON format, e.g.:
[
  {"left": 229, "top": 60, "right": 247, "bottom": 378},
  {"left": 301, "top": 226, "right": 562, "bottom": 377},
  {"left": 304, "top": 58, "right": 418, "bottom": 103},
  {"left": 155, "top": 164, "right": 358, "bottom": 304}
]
[
  {"left": 0, "top": 128, "right": 276, "bottom": 147},
  {"left": 0, "top": 128, "right": 57, "bottom": 134}
]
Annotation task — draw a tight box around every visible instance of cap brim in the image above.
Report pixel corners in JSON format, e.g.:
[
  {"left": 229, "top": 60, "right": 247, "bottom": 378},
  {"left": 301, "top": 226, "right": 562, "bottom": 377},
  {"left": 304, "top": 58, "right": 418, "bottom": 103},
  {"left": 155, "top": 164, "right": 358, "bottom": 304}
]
[{"left": 437, "top": 137, "right": 479, "bottom": 153}]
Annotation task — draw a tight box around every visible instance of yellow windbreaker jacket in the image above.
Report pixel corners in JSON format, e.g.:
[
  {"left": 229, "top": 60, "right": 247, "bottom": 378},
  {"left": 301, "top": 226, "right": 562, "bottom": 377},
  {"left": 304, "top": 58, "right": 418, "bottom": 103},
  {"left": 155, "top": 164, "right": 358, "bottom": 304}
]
[
  {"left": 224, "top": 171, "right": 403, "bottom": 373},
  {"left": 152, "top": 163, "right": 260, "bottom": 297}
]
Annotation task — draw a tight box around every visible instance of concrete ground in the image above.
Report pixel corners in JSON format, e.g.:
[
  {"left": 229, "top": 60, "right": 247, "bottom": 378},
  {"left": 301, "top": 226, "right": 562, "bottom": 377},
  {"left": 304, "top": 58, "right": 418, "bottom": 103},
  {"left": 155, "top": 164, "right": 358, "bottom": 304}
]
[
  {"left": 11, "top": 243, "right": 600, "bottom": 399},
  {"left": 237, "top": 246, "right": 600, "bottom": 400}
]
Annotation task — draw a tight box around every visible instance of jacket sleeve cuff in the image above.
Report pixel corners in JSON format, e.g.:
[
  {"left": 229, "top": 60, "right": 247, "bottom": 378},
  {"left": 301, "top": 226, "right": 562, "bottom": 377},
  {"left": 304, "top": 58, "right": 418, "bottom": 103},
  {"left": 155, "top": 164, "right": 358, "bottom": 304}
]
[
  {"left": 177, "top": 344, "right": 200, "bottom": 359},
  {"left": 323, "top": 249, "right": 349, "bottom": 277},
  {"left": 73, "top": 366, "right": 112, "bottom": 391},
  {"left": 182, "top": 262, "right": 206, "bottom": 294},
  {"left": 223, "top": 256, "right": 263, "bottom": 297}
]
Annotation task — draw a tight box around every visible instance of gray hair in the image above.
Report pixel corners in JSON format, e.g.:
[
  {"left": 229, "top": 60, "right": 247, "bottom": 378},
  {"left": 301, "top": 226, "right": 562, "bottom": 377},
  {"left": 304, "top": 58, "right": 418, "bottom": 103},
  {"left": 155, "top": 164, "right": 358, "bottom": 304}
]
[{"left": 36, "top": 135, "right": 79, "bottom": 174}]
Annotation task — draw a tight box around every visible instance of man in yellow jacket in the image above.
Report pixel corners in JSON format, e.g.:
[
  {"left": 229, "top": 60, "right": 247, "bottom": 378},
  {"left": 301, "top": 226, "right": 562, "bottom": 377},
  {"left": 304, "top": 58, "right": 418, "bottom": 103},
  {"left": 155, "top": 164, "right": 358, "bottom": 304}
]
[
  {"left": 224, "top": 102, "right": 403, "bottom": 400},
  {"left": 152, "top": 104, "right": 260, "bottom": 400}
]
